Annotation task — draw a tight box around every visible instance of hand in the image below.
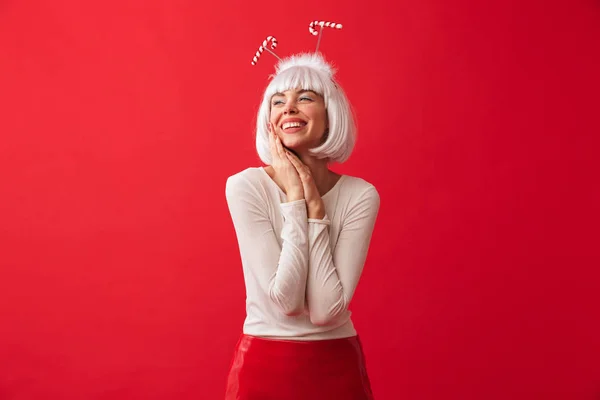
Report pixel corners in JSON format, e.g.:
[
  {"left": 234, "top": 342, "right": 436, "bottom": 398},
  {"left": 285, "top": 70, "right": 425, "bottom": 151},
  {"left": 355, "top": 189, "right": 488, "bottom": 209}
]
[
  {"left": 268, "top": 124, "right": 304, "bottom": 201},
  {"left": 285, "top": 151, "right": 326, "bottom": 219}
]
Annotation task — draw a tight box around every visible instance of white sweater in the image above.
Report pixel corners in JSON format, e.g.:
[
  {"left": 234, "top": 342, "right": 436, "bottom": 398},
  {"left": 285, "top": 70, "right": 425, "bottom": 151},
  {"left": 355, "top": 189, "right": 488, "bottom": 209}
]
[{"left": 225, "top": 167, "right": 380, "bottom": 340}]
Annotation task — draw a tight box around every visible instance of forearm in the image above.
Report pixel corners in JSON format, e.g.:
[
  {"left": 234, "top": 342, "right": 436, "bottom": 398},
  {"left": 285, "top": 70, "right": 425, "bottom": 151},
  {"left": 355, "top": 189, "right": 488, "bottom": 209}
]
[
  {"left": 305, "top": 187, "right": 381, "bottom": 326},
  {"left": 306, "top": 220, "right": 347, "bottom": 325},
  {"left": 226, "top": 175, "right": 309, "bottom": 317},
  {"left": 269, "top": 199, "right": 309, "bottom": 315},
  {"left": 285, "top": 189, "right": 304, "bottom": 203}
]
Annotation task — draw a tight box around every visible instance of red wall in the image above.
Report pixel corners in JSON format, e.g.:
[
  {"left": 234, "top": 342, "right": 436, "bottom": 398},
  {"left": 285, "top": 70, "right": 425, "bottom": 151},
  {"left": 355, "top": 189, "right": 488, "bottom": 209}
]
[{"left": 1, "top": 0, "right": 598, "bottom": 399}]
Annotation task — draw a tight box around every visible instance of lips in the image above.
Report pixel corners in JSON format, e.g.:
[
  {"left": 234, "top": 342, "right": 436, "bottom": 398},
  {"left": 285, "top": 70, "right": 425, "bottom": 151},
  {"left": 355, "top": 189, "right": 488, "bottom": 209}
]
[
  {"left": 281, "top": 118, "right": 307, "bottom": 130},
  {"left": 282, "top": 122, "right": 306, "bottom": 130}
]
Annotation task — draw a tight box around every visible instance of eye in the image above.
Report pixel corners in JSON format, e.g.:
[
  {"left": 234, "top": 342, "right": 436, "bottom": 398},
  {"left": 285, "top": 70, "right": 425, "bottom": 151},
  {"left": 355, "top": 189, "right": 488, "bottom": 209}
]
[
  {"left": 271, "top": 99, "right": 284, "bottom": 106},
  {"left": 299, "top": 96, "right": 313, "bottom": 102}
]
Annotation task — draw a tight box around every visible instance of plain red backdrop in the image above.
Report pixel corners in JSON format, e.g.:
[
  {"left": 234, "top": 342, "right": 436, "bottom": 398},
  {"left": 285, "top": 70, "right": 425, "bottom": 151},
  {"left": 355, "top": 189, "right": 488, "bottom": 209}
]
[{"left": 1, "top": 0, "right": 599, "bottom": 399}]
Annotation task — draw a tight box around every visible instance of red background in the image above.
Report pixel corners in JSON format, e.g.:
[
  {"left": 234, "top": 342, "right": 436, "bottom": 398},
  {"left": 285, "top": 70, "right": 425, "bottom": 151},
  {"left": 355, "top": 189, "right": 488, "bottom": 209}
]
[{"left": 1, "top": 0, "right": 599, "bottom": 399}]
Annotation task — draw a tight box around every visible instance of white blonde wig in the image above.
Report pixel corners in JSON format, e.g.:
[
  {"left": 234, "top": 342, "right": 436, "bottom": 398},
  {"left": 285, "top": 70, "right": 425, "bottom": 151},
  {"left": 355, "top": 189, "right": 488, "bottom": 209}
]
[{"left": 255, "top": 53, "right": 356, "bottom": 165}]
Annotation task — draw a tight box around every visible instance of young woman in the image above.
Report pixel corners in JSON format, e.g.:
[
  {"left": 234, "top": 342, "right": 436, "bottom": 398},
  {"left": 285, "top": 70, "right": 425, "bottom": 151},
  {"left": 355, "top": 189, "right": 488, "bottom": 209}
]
[{"left": 224, "top": 53, "right": 380, "bottom": 400}]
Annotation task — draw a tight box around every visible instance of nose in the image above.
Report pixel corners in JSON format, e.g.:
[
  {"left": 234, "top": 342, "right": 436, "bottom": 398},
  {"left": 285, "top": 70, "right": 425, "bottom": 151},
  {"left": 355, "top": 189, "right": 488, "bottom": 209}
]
[{"left": 283, "top": 102, "right": 298, "bottom": 114}]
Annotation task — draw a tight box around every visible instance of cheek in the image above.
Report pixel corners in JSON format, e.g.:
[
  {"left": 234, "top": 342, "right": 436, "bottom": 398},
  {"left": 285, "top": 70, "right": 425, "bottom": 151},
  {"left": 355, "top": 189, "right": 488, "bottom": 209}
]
[
  {"left": 269, "top": 109, "right": 280, "bottom": 122},
  {"left": 314, "top": 109, "right": 328, "bottom": 127}
]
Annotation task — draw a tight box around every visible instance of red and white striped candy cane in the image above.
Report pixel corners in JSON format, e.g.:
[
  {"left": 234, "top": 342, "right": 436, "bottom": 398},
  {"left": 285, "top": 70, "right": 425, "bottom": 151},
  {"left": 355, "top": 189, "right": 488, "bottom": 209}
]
[
  {"left": 309, "top": 21, "right": 343, "bottom": 36},
  {"left": 251, "top": 36, "right": 280, "bottom": 66}
]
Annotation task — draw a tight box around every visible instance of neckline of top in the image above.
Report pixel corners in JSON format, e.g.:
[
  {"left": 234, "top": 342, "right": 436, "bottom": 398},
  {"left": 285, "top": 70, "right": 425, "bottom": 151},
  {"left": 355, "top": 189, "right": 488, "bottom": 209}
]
[{"left": 258, "top": 167, "right": 345, "bottom": 199}]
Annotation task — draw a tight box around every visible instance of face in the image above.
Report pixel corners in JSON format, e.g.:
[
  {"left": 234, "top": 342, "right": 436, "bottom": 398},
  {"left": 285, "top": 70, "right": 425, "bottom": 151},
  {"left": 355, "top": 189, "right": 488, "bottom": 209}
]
[{"left": 269, "top": 88, "right": 328, "bottom": 152}]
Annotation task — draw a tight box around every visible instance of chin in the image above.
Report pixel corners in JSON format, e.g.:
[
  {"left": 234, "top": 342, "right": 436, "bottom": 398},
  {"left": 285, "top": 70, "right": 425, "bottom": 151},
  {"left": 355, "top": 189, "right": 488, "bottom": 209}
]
[
  {"left": 285, "top": 138, "right": 317, "bottom": 151},
  {"left": 281, "top": 138, "right": 303, "bottom": 148}
]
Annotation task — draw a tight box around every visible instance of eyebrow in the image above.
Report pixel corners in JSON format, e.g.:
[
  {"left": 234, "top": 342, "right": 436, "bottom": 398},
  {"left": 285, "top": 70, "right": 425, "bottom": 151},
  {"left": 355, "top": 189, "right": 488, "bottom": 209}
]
[{"left": 272, "top": 89, "right": 319, "bottom": 97}]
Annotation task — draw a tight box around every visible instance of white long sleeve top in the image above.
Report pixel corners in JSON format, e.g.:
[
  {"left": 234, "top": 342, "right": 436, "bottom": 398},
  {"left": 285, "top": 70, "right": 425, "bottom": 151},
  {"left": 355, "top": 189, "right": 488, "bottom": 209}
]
[{"left": 225, "top": 167, "right": 380, "bottom": 340}]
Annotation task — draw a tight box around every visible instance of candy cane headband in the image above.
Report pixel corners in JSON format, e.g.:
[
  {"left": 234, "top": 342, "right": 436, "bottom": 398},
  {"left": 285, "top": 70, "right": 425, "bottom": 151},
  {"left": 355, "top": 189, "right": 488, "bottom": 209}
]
[{"left": 250, "top": 20, "right": 343, "bottom": 66}]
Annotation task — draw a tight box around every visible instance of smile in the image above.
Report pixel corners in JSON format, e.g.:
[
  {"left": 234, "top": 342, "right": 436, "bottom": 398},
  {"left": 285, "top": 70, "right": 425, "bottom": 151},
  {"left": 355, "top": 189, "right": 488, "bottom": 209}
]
[{"left": 282, "top": 121, "right": 307, "bottom": 130}]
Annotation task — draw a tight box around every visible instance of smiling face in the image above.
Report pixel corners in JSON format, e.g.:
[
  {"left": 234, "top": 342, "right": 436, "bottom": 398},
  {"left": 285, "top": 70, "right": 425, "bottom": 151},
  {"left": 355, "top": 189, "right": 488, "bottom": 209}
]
[{"left": 269, "top": 88, "right": 328, "bottom": 152}]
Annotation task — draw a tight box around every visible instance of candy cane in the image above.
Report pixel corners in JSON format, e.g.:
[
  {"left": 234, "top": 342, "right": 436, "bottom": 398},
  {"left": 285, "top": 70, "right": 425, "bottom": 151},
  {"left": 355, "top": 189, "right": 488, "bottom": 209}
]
[
  {"left": 309, "top": 21, "right": 343, "bottom": 36},
  {"left": 309, "top": 20, "right": 343, "bottom": 53},
  {"left": 251, "top": 36, "right": 281, "bottom": 66}
]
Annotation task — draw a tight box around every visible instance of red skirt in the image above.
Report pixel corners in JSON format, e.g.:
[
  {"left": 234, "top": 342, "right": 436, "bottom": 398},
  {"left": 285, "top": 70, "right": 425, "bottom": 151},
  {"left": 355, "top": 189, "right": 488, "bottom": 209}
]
[{"left": 225, "top": 334, "right": 374, "bottom": 400}]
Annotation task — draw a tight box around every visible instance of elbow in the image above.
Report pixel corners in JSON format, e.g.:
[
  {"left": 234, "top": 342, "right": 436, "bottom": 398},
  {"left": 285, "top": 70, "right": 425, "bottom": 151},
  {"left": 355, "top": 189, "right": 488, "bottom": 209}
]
[
  {"left": 269, "top": 286, "right": 305, "bottom": 317},
  {"left": 283, "top": 307, "right": 304, "bottom": 317},
  {"left": 310, "top": 314, "right": 335, "bottom": 327},
  {"left": 271, "top": 294, "right": 304, "bottom": 317},
  {"left": 309, "top": 307, "right": 344, "bottom": 327}
]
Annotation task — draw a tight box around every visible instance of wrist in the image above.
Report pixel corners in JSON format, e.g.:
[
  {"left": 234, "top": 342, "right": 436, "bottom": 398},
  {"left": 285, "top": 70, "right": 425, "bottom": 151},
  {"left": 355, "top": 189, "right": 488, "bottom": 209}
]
[
  {"left": 286, "top": 191, "right": 304, "bottom": 202},
  {"left": 308, "top": 211, "right": 326, "bottom": 219},
  {"left": 307, "top": 202, "right": 326, "bottom": 219}
]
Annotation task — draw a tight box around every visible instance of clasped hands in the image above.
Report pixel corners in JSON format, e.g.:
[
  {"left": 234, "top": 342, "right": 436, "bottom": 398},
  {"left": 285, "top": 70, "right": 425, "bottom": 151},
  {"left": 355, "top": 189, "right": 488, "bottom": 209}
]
[{"left": 268, "top": 125, "right": 325, "bottom": 220}]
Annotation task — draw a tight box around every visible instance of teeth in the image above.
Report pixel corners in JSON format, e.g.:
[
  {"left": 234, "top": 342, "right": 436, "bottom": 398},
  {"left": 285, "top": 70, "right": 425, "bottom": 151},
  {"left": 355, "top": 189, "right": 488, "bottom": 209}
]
[{"left": 283, "top": 122, "right": 305, "bottom": 129}]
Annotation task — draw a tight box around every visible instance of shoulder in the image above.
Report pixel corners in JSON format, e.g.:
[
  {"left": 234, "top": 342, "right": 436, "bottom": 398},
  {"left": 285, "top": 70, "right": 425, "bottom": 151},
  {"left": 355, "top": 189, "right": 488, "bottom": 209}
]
[
  {"left": 338, "top": 174, "right": 380, "bottom": 205},
  {"left": 225, "top": 167, "right": 269, "bottom": 201},
  {"left": 226, "top": 167, "right": 264, "bottom": 187}
]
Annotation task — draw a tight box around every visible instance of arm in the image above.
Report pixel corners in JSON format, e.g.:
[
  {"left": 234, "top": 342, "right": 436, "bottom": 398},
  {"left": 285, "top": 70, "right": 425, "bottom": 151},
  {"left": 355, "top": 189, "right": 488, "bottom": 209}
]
[
  {"left": 225, "top": 174, "right": 309, "bottom": 316},
  {"left": 306, "top": 186, "right": 380, "bottom": 326}
]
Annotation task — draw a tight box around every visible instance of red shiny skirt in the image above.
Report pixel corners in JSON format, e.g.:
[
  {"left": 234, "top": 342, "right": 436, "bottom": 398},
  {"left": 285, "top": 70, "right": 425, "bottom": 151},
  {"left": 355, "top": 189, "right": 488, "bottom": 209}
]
[{"left": 225, "top": 334, "right": 374, "bottom": 400}]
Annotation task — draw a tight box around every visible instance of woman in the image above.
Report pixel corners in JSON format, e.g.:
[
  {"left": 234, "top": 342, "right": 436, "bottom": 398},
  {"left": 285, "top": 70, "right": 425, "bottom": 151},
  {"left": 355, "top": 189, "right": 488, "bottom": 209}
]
[{"left": 224, "top": 52, "right": 380, "bottom": 400}]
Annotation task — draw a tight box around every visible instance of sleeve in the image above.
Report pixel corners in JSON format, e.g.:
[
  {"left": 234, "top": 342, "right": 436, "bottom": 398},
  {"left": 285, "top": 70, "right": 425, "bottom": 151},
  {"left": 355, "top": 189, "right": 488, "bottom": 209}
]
[
  {"left": 225, "top": 174, "right": 309, "bottom": 316},
  {"left": 305, "top": 185, "right": 380, "bottom": 326}
]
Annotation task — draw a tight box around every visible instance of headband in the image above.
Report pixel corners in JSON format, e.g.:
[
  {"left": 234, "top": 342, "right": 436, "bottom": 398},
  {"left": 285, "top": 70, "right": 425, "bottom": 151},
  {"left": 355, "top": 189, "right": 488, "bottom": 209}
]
[{"left": 250, "top": 20, "right": 343, "bottom": 67}]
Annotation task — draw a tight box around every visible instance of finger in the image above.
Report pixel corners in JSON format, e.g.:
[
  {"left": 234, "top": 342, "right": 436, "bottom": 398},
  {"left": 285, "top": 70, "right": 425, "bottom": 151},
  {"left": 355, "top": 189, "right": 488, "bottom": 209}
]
[
  {"left": 285, "top": 150, "right": 300, "bottom": 163},
  {"left": 275, "top": 136, "right": 287, "bottom": 160},
  {"left": 268, "top": 128, "right": 280, "bottom": 161},
  {"left": 285, "top": 150, "right": 299, "bottom": 167},
  {"left": 286, "top": 151, "right": 308, "bottom": 172},
  {"left": 285, "top": 150, "right": 299, "bottom": 165},
  {"left": 290, "top": 157, "right": 314, "bottom": 184},
  {"left": 271, "top": 135, "right": 281, "bottom": 162},
  {"left": 285, "top": 151, "right": 306, "bottom": 175},
  {"left": 268, "top": 125, "right": 274, "bottom": 146}
]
